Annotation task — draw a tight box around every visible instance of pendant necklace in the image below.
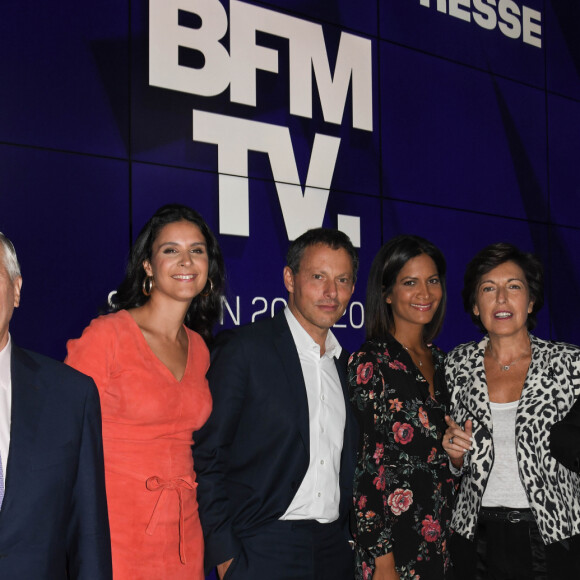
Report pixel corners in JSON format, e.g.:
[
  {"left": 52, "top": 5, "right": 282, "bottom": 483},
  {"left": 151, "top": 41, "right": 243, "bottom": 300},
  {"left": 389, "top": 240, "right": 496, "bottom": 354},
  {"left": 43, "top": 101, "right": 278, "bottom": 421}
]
[
  {"left": 487, "top": 343, "right": 530, "bottom": 371},
  {"left": 402, "top": 344, "right": 423, "bottom": 367}
]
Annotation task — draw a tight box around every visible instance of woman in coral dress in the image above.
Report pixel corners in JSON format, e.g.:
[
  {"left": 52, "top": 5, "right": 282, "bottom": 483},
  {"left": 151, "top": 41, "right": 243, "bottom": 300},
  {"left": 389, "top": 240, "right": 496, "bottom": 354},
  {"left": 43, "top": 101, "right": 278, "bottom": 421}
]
[
  {"left": 66, "top": 204, "right": 225, "bottom": 579},
  {"left": 348, "top": 235, "right": 455, "bottom": 580}
]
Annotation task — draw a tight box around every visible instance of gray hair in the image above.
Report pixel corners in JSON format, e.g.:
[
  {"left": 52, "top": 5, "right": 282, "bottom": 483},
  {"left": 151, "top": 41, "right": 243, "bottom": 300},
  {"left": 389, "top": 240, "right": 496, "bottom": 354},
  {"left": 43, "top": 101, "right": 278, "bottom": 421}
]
[{"left": 0, "top": 232, "right": 21, "bottom": 280}]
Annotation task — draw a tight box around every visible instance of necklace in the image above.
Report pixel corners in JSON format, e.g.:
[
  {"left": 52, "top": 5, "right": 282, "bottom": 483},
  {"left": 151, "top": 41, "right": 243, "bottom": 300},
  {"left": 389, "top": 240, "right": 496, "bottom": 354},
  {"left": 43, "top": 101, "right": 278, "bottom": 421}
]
[
  {"left": 487, "top": 342, "right": 531, "bottom": 371},
  {"left": 402, "top": 344, "right": 424, "bottom": 367}
]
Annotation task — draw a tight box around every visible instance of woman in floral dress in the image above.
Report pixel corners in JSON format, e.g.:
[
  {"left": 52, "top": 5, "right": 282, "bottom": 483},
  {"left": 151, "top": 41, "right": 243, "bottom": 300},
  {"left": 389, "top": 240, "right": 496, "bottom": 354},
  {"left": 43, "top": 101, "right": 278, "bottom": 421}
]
[{"left": 349, "top": 235, "right": 455, "bottom": 580}]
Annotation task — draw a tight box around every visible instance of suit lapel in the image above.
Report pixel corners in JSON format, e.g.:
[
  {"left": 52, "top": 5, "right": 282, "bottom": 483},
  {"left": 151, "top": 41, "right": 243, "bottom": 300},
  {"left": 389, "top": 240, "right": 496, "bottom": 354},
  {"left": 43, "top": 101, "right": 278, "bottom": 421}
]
[
  {"left": 271, "top": 312, "right": 310, "bottom": 453},
  {"left": 455, "top": 338, "right": 493, "bottom": 434},
  {"left": 334, "top": 350, "right": 351, "bottom": 426},
  {"left": 3, "top": 346, "right": 45, "bottom": 510},
  {"left": 521, "top": 335, "right": 552, "bottom": 398}
]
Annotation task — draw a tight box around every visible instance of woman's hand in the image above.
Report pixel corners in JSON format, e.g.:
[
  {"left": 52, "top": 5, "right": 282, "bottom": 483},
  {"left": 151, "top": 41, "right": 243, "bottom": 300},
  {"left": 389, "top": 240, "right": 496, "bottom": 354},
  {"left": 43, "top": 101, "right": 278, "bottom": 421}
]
[
  {"left": 372, "top": 553, "right": 400, "bottom": 580},
  {"left": 443, "top": 416, "right": 473, "bottom": 469}
]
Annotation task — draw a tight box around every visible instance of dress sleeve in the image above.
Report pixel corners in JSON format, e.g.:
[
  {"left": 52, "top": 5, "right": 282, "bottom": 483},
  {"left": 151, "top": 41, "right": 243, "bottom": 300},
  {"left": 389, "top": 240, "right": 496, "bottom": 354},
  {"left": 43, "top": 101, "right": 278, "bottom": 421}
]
[
  {"left": 65, "top": 315, "right": 116, "bottom": 397},
  {"left": 348, "top": 347, "right": 393, "bottom": 560}
]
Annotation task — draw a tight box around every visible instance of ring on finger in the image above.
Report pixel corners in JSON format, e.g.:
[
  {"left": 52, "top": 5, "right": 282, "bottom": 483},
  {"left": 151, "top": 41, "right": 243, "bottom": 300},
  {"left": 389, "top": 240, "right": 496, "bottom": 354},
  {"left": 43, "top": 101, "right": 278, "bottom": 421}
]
[{"left": 449, "top": 436, "right": 454, "bottom": 445}]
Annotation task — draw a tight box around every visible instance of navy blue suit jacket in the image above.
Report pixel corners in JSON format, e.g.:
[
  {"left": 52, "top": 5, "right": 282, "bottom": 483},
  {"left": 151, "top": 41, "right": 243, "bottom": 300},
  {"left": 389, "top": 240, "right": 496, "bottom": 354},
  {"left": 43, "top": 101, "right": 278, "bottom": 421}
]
[
  {"left": 0, "top": 345, "right": 112, "bottom": 579},
  {"left": 194, "top": 311, "right": 358, "bottom": 574}
]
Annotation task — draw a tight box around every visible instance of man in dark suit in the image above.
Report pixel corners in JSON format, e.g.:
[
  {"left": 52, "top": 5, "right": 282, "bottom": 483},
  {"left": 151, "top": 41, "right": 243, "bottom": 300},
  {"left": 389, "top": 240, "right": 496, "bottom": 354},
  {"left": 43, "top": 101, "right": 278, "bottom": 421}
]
[
  {"left": 0, "top": 232, "right": 112, "bottom": 579},
  {"left": 194, "top": 228, "right": 359, "bottom": 580}
]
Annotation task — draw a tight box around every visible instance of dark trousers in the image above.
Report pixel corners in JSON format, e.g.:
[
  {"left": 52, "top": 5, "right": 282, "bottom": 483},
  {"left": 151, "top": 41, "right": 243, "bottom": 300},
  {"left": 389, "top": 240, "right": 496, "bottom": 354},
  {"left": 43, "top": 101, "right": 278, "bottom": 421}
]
[
  {"left": 223, "top": 518, "right": 354, "bottom": 580},
  {"left": 451, "top": 513, "right": 580, "bottom": 580}
]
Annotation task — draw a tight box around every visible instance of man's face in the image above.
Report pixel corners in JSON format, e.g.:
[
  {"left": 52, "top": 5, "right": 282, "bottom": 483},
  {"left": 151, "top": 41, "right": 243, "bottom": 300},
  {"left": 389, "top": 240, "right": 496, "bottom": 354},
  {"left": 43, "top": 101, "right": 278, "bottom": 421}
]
[
  {"left": 284, "top": 243, "right": 355, "bottom": 343},
  {"left": 0, "top": 252, "right": 22, "bottom": 350}
]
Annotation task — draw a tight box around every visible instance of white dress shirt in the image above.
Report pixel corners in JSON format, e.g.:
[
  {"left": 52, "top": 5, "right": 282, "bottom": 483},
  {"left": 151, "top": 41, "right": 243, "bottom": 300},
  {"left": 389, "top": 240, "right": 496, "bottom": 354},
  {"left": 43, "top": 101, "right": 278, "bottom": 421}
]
[
  {"left": 0, "top": 335, "right": 12, "bottom": 478},
  {"left": 280, "top": 307, "right": 346, "bottom": 523}
]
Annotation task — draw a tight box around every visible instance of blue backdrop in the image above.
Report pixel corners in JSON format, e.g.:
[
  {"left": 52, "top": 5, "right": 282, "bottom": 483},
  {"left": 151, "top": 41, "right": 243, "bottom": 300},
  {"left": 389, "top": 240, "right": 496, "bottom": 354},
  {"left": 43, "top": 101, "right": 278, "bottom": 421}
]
[{"left": 3, "top": 0, "right": 578, "bottom": 358}]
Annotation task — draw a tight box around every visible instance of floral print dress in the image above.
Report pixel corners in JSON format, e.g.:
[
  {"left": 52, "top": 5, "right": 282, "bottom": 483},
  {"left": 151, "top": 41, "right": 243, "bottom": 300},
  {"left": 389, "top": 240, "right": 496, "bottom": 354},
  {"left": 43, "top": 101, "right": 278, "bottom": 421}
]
[{"left": 348, "top": 334, "right": 455, "bottom": 580}]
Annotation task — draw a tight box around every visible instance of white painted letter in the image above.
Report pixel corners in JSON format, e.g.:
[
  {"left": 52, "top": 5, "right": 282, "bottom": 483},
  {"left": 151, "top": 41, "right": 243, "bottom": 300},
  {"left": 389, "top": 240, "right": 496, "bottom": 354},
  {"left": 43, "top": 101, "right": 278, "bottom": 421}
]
[
  {"left": 522, "top": 6, "right": 542, "bottom": 48},
  {"left": 230, "top": 0, "right": 372, "bottom": 130},
  {"left": 150, "top": 0, "right": 230, "bottom": 97},
  {"left": 498, "top": 0, "right": 521, "bottom": 40},
  {"left": 473, "top": 0, "right": 497, "bottom": 30},
  {"left": 192, "top": 110, "right": 341, "bottom": 240}
]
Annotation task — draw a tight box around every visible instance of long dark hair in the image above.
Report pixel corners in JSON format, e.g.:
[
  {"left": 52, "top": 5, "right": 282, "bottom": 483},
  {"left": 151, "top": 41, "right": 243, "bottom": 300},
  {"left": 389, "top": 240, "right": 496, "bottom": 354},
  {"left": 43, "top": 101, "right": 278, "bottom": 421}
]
[
  {"left": 365, "top": 234, "right": 447, "bottom": 343},
  {"left": 110, "top": 204, "right": 225, "bottom": 344}
]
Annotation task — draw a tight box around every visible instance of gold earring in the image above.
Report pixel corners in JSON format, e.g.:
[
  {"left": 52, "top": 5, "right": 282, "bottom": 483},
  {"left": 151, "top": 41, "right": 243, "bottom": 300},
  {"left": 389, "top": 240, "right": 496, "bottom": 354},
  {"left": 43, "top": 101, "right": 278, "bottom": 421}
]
[
  {"left": 142, "top": 276, "right": 154, "bottom": 296},
  {"left": 201, "top": 278, "right": 214, "bottom": 297}
]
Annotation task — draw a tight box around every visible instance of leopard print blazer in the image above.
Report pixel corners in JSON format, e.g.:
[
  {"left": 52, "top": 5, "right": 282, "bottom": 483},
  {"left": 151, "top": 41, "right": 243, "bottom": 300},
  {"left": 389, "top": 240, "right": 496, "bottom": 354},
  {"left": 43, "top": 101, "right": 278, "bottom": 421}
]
[{"left": 445, "top": 334, "right": 580, "bottom": 544}]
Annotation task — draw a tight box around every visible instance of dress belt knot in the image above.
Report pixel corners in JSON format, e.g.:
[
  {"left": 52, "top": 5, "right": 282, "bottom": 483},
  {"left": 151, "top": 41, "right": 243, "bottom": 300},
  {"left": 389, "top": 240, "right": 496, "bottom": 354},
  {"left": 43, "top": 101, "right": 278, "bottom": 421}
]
[{"left": 145, "top": 474, "right": 197, "bottom": 564}]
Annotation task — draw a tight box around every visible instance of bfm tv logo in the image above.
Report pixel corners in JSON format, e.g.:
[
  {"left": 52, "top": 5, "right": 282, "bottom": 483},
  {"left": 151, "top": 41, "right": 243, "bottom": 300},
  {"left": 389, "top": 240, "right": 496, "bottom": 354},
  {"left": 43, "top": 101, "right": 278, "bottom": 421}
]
[{"left": 149, "top": 0, "right": 372, "bottom": 247}]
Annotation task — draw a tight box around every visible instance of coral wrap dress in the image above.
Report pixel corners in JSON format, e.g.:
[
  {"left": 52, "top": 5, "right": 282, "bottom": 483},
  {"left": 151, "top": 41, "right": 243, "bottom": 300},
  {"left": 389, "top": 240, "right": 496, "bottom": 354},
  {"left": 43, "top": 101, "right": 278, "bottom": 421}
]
[{"left": 66, "top": 310, "right": 212, "bottom": 579}]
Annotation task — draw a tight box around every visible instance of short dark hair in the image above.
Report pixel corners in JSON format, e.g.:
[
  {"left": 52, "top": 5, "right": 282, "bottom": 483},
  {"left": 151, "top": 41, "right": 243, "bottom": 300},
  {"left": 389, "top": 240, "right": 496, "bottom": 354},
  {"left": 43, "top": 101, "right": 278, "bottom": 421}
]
[
  {"left": 110, "top": 204, "right": 225, "bottom": 343},
  {"left": 286, "top": 228, "right": 359, "bottom": 283},
  {"left": 365, "top": 235, "right": 447, "bottom": 343},
  {"left": 462, "top": 242, "right": 544, "bottom": 332}
]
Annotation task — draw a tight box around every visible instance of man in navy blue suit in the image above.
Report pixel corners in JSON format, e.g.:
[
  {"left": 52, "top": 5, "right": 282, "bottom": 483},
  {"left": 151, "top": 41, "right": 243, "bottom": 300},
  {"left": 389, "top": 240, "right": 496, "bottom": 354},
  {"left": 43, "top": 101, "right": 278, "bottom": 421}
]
[
  {"left": 0, "top": 232, "right": 112, "bottom": 579},
  {"left": 195, "top": 228, "right": 359, "bottom": 580}
]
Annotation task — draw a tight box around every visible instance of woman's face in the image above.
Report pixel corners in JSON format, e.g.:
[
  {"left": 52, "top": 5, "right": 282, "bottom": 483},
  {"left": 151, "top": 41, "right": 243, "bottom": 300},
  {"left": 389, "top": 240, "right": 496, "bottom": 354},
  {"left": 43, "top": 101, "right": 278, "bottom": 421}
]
[
  {"left": 143, "top": 220, "right": 209, "bottom": 303},
  {"left": 473, "top": 260, "right": 533, "bottom": 339},
  {"left": 386, "top": 253, "right": 442, "bottom": 330}
]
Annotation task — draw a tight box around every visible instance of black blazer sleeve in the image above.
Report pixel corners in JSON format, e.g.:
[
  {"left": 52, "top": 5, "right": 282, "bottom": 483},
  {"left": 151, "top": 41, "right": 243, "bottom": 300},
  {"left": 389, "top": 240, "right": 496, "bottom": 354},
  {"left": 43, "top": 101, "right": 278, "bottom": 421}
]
[
  {"left": 193, "top": 329, "right": 247, "bottom": 573},
  {"left": 550, "top": 395, "right": 580, "bottom": 472}
]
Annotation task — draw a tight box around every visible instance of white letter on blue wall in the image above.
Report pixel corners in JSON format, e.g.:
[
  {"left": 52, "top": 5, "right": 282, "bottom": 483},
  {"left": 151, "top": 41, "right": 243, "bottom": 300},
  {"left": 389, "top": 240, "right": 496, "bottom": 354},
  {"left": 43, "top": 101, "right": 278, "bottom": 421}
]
[{"left": 193, "top": 111, "right": 340, "bottom": 240}]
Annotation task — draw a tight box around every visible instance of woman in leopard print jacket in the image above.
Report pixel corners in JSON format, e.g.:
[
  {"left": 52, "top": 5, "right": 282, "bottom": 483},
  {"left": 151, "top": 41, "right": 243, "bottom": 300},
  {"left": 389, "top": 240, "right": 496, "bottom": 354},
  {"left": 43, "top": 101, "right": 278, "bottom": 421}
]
[{"left": 443, "top": 243, "right": 580, "bottom": 580}]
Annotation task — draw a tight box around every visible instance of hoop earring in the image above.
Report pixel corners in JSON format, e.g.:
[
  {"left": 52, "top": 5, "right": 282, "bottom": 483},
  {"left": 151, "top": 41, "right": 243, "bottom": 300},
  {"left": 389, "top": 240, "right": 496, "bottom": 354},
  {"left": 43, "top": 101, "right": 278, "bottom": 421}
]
[
  {"left": 142, "top": 276, "right": 154, "bottom": 296},
  {"left": 201, "top": 278, "right": 214, "bottom": 297}
]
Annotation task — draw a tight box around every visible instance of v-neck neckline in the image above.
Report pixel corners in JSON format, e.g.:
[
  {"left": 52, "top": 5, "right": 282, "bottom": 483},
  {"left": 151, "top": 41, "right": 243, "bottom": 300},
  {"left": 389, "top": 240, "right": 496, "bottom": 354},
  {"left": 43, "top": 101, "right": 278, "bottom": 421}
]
[
  {"left": 389, "top": 334, "right": 440, "bottom": 402},
  {"left": 122, "top": 310, "right": 191, "bottom": 383}
]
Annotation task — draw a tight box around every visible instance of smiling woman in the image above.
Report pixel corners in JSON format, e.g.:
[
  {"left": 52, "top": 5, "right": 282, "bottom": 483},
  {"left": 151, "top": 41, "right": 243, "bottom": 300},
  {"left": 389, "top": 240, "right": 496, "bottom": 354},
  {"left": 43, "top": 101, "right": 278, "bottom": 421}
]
[
  {"left": 65, "top": 204, "right": 225, "bottom": 580},
  {"left": 444, "top": 243, "right": 580, "bottom": 579},
  {"left": 348, "top": 235, "right": 455, "bottom": 580}
]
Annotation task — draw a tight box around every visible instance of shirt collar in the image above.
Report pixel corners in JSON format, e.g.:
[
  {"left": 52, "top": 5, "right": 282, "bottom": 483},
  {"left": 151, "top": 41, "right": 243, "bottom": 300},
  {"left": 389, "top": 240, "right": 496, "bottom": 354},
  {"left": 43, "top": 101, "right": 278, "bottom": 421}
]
[
  {"left": 284, "top": 307, "right": 342, "bottom": 359},
  {"left": 0, "top": 334, "right": 12, "bottom": 392}
]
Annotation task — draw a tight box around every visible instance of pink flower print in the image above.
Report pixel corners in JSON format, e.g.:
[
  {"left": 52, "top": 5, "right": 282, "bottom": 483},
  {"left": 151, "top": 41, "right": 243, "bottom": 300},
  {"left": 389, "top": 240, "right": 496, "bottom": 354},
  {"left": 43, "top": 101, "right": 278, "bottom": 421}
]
[
  {"left": 393, "top": 422, "right": 414, "bottom": 444},
  {"left": 427, "top": 447, "right": 437, "bottom": 463},
  {"left": 418, "top": 406, "right": 430, "bottom": 429},
  {"left": 388, "top": 398, "right": 403, "bottom": 412},
  {"left": 421, "top": 515, "right": 441, "bottom": 542},
  {"left": 356, "top": 362, "right": 374, "bottom": 384},
  {"left": 373, "top": 443, "right": 384, "bottom": 464},
  {"left": 387, "top": 488, "right": 413, "bottom": 516},
  {"left": 358, "top": 495, "right": 367, "bottom": 509},
  {"left": 389, "top": 360, "right": 407, "bottom": 371},
  {"left": 373, "top": 465, "right": 386, "bottom": 491},
  {"left": 362, "top": 562, "right": 372, "bottom": 580}
]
